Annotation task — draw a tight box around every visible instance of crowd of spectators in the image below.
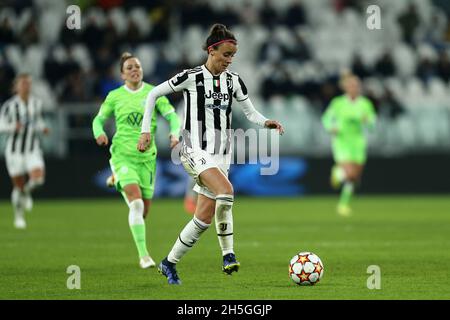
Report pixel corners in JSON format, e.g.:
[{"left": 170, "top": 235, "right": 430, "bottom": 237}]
[{"left": 1, "top": 0, "right": 450, "bottom": 121}]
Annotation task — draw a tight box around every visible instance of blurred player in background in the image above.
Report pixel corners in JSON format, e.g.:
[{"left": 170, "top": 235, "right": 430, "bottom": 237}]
[
  {"left": 92, "top": 52, "right": 180, "bottom": 269},
  {"left": 184, "top": 178, "right": 197, "bottom": 214},
  {"left": 138, "top": 23, "right": 284, "bottom": 285},
  {"left": 0, "top": 74, "right": 49, "bottom": 229},
  {"left": 322, "top": 72, "right": 377, "bottom": 216}
]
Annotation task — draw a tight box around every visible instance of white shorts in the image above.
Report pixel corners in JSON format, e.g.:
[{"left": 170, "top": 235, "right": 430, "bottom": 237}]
[
  {"left": 5, "top": 151, "right": 45, "bottom": 177},
  {"left": 180, "top": 145, "right": 231, "bottom": 200}
]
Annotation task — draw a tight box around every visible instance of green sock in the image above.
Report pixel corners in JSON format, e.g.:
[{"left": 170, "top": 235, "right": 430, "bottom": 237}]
[
  {"left": 339, "top": 182, "right": 354, "bottom": 206},
  {"left": 130, "top": 224, "right": 149, "bottom": 258}
]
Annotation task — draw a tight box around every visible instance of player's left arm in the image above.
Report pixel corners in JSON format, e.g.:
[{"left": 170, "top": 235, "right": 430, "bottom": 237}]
[
  {"left": 363, "top": 98, "right": 377, "bottom": 131},
  {"left": 155, "top": 96, "right": 181, "bottom": 148},
  {"left": 234, "top": 75, "right": 284, "bottom": 135},
  {"left": 35, "top": 100, "right": 50, "bottom": 135}
]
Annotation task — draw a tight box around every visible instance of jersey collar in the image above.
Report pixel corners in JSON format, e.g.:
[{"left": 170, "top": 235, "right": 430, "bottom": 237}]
[{"left": 124, "top": 82, "right": 144, "bottom": 94}]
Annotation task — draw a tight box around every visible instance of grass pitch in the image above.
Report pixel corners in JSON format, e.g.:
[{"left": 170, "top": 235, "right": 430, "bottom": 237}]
[{"left": 1, "top": 196, "right": 449, "bottom": 300}]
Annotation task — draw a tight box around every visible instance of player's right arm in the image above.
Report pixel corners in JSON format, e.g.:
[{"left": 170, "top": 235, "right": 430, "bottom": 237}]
[
  {"left": 322, "top": 98, "right": 339, "bottom": 135},
  {"left": 92, "top": 93, "right": 114, "bottom": 146},
  {"left": 0, "top": 101, "right": 20, "bottom": 133},
  {"left": 138, "top": 70, "right": 190, "bottom": 152}
]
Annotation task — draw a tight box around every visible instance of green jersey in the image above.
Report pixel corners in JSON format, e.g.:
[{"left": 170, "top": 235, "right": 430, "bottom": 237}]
[
  {"left": 322, "top": 95, "right": 376, "bottom": 145},
  {"left": 92, "top": 83, "right": 180, "bottom": 162}
]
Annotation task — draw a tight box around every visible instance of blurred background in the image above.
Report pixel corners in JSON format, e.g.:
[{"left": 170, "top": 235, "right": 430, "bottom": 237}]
[{"left": 1, "top": 0, "right": 450, "bottom": 199}]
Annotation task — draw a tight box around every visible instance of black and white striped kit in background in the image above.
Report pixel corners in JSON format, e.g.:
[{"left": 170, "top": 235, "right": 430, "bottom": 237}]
[{"left": 0, "top": 95, "right": 46, "bottom": 176}]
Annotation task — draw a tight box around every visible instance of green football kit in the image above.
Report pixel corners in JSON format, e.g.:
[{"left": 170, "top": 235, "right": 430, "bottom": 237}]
[
  {"left": 92, "top": 83, "right": 180, "bottom": 199},
  {"left": 322, "top": 95, "right": 376, "bottom": 165}
]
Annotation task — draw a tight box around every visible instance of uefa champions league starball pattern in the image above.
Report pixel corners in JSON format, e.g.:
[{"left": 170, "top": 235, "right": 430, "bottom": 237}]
[{"left": 289, "top": 252, "right": 324, "bottom": 285}]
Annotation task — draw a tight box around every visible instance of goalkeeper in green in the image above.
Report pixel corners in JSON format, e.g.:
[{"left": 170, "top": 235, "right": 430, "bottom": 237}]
[
  {"left": 92, "top": 52, "right": 181, "bottom": 268},
  {"left": 321, "top": 73, "right": 377, "bottom": 216}
]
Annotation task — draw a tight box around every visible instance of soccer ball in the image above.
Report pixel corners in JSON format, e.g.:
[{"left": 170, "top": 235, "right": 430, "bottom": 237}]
[{"left": 289, "top": 252, "right": 324, "bottom": 286}]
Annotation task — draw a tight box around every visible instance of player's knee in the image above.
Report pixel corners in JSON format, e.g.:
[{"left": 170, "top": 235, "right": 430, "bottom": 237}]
[
  {"left": 125, "top": 188, "right": 141, "bottom": 202},
  {"left": 216, "top": 181, "right": 233, "bottom": 196},
  {"left": 32, "top": 176, "right": 45, "bottom": 187}
]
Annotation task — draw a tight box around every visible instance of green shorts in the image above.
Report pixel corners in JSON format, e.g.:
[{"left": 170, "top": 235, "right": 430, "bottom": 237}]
[
  {"left": 332, "top": 140, "right": 367, "bottom": 165},
  {"left": 109, "top": 156, "right": 157, "bottom": 199}
]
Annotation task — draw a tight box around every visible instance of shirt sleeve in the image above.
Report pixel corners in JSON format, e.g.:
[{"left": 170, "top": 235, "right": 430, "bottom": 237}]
[
  {"left": 34, "top": 99, "right": 47, "bottom": 132},
  {"left": 155, "top": 95, "right": 181, "bottom": 137},
  {"left": 0, "top": 102, "right": 15, "bottom": 133},
  {"left": 364, "top": 99, "right": 377, "bottom": 131},
  {"left": 238, "top": 97, "right": 268, "bottom": 127},
  {"left": 92, "top": 93, "right": 114, "bottom": 139},
  {"left": 233, "top": 75, "right": 249, "bottom": 102},
  {"left": 167, "top": 70, "right": 191, "bottom": 93},
  {"left": 141, "top": 81, "right": 175, "bottom": 133},
  {"left": 321, "top": 99, "right": 339, "bottom": 132}
]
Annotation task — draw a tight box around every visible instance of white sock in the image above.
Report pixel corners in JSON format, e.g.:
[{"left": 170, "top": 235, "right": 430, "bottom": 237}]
[
  {"left": 215, "top": 194, "right": 234, "bottom": 256},
  {"left": 128, "top": 199, "right": 145, "bottom": 226},
  {"left": 168, "top": 216, "right": 210, "bottom": 264},
  {"left": 24, "top": 177, "right": 44, "bottom": 193},
  {"left": 11, "top": 188, "right": 25, "bottom": 220}
]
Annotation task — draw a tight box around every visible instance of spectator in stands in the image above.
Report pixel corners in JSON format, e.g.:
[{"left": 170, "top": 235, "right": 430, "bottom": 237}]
[
  {"left": 436, "top": 51, "right": 450, "bottom": 83},
  {"left": 102, "top": 17, "right": 121, "bottom": 48},
  {"left": 81, "top": 16, "right": 106, "bottom": 54},
  {"left": 286, "top": 32, "right": 311, "bottom": 63},
  {"left": 238, "top": 0, "right": 259, "bottom": 26},
  {"left": 397, "top": 4, "right": 420, "bottom": 45},
  {"left": 374, "top": 51, "right": 396, "bottom": 77},
  {"left": 259, "top": 0, "right": 279, "bottom": 28},
  {"left": 416, "top": 57, "right": 437, "bottom": 83},
  {"left": 258, "top": 31, "right": 288, "bottom": 63},
  {"left": 146, "top": 8, "right": 171, "bottom": 43},
  {"left": 217, "top": 4, "right": 240, "bottom": 27},
  {"left": 0, "top": 58, "right": 16, "bottom": 103},
  {"left": 97, "top": 65, "right": 122, "bottom": 98},
  {"left": 93, "top": 45, "right": 117, "bottom": 77},
  {"left": 378, "top": 88, "right": 405, "bottom": 120},
  {"left": 18, "top": 19, "right": 39, "bottom": 48},
  {"left": 44, "top": 48, "right": 63, "bottom": 87},
  {"left": 332, "top": 0, "right": 361, "bottom": 13},
  {"left": 61, "top": 70, "right": 89, "bottom": 102},
  {"left": 283, "top": 0, "right": 307, "bottom": 27},
  {"left": 260, "top": 62, "right": 296, "bottom": 99},
  {"left": 0, "top": 16, "right": 15, "bottom": 46},
  {"left": 152, "top": 48, "right": 177, "bottom": 84},
  {"left": 123, "top": 19, "right": 142, "bottom": 47},
  {"left": 351, "top": 54, "right": 372, "bottom": 79}
]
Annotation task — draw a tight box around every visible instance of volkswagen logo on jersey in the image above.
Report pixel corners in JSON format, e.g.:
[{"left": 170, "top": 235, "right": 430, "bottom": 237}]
[{"left": 127, "top": 112, "right": 143, "bottom": 127}]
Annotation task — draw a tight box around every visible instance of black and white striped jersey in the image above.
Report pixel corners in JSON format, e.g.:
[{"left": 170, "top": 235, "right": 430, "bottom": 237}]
[
  {"left": 168, "top": 65, "right": 250, "bottom": 155},
  {"left": 0, "top": 95, "right": 46, "bottom": 156}
]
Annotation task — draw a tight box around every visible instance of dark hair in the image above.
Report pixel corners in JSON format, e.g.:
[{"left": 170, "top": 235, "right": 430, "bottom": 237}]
[
  {"left": 202, "top": 24, "right": 237, "bottom": 52},
  {"left": 120, "top": 52, "right": 134, "bottom": 72}
]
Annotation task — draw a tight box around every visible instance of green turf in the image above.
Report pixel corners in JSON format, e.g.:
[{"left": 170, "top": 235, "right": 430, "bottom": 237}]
[{"left": 1, "top": 196, "right": 450, "bottom": 300}]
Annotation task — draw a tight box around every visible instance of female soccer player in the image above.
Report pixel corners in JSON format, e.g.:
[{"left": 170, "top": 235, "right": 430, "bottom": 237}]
[
  {"left": 137, "top": 24, "right": 284, "bottom": 284},
  {"left": 0, "top": 74, "right": 49, "bottom": 229},
  {"left": 322, "top": 72, "right": 377, "bottom": 216},
  {"left": 92, "top": 52, "right": 181, "bottom": 269}
]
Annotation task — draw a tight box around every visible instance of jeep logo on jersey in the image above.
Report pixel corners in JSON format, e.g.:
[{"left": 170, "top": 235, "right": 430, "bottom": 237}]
[
  {"left": 204, "top": 91, "right": 230, "bottom": 101},
  {"left": 127, "top": 112, "right": 143, "bottom": 127}
]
